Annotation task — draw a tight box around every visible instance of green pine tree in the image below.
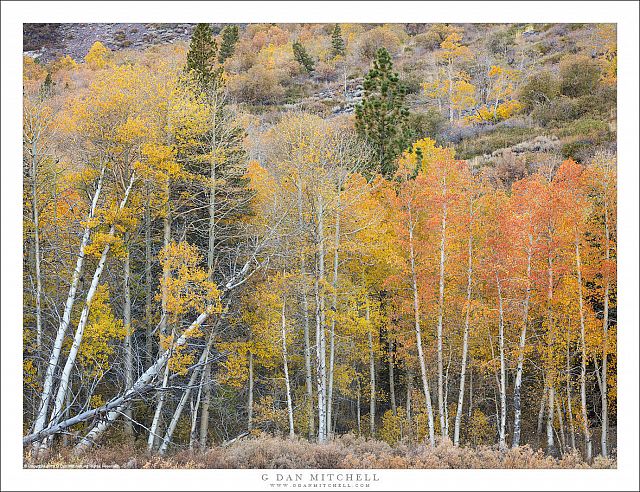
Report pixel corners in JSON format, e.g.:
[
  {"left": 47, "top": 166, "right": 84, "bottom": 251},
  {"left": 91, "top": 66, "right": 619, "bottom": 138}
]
[
  {"left": 355, "top": 48, "right": 410, "bottom": 177},
  {"left": 292, "top": 41, "right": 315, "bottom": 74},
  {"left": 218, "top": 25, "right": 240, "bottom": 63},
  {"left": 331, "top": 24, "right": 345, "bottom": 58},
  {"left": 186, "top": 23, "right": 220, "bottom": 89},
  {"left": 39, "top": 72, "right": 53, "bottom": 100}
]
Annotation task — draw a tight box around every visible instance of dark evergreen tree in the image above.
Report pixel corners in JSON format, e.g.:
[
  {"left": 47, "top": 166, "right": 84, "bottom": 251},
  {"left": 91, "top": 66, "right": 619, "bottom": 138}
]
[
  {"left": 292, "top": 41, "right": 315, "bottom": 74},
  {"left": 355, "top": 48, "right": 410, "bottom": 177},
  {"left": 218, "top": 25, "right": 240, "bottom": 63},
  {"left": 186, "top": 23, "right": 220, "bottom": 88},
  {"left": 331, "top": 24, "right": 345, "bottom": 58},
  {"left": 39, "top": 72, "right": 53, "bottom": 100}
]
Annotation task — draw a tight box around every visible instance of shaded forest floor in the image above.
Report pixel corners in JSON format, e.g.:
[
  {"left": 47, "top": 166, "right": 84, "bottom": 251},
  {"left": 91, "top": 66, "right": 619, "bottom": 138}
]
[{"left": 25, "top": 435, "right": 616, "bottom": 469}]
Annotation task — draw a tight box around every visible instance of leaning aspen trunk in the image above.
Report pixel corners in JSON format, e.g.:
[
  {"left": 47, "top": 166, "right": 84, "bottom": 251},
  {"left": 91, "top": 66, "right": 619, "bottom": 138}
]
[
  {"left": 72, "top": 309, "right": 214, "bottom": 453},
  {"left": 408, "top": 215, "right": 435, "bottom": 446},
  {"left": 281, "top": 300, "right": 295, "bottom": 439},
  {"left": 159, "top": 322, "right": 219, "bottom": 456},
  {"left": 367, "top": 303, "right": 375, "bottom": 437},
  {"left": 575, "top": 235, "right": 593, "bottom": 462},
  {"left": 454, "top": 218, "right": 473, "bottom": 446},
  {"left": 32, "top": 167, "right": 105, "bottom": 446},
  {"left": 46, "top": 174, "right": 136, "bottom": 434},
  {"left": 437, "top": 196, "right": 448, "bottom": 440},
  {"left": 297, "top": 181, "right": 315, "bottom": 439},
  {"left": 513, "top": 240, "right": 532, "bottom": 447},
  {"left": 327, "top": 197, "right": 341, "bottom": 437},
  {"left": 158, "top": 362, "right": 203, "bottom": 455},
  {"left": 496, "top": 273, "right": 507, "bottom": 451},
  {"left": 148, "top": 346, "right": 171, "bottom": 452},
  {"left": 123, "top": 237, "right": 134, "bottom": 437}
]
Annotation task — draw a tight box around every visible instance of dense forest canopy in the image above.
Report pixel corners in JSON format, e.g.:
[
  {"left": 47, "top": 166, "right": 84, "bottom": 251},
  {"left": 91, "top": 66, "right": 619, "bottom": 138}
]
[{"left": 23, "top": 22, "right": 616, "bottom": 464}]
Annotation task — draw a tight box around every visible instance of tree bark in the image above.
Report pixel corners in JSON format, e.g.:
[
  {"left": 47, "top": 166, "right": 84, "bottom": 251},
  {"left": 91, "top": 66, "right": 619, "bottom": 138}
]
[
  {"left": 327, "top": 194, "right": 341, "bottom": 437},
  {"left": 408, "top": 210, "right": 435, "bottom": 446},
  {"left": 247, "top": 351, "right": 254, "bottom": 432},
  {"left": 281, "top": 300, "right": 295, "bottom": 438},
  {"left": 123, "top": 235, "right": 134, "bottom": 437},
  {"left": 454, "top": 213, "right": 473, "bottom": 446},
  {"left": 600, "top": 187, "right": 611, "bottom": 458},
  {"left": 513, "top": 238, "right": 532, "bottom": 447},
  {"left": 32, "top": 166, "right": 105, "bottom": 446},
  {"left": 314, "top": 195, "right": 328, "bottom": 442},
  {"left": 576, "top": 234, "right": 593, "bottom": 462},
  {"left": 367, "top": 301, "right": 375, "bottom": 437},
  {"left": 496, "top": 273, "right": 507, "bottom": 451},
  {"left": 436, "top": 182, "right": 448, "bottom": 439}
]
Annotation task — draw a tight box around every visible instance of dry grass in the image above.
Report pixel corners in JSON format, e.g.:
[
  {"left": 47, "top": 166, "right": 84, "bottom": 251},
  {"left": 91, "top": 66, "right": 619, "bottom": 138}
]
[{"left": 24, "top": 434, "right": 616, "bottom": 469}]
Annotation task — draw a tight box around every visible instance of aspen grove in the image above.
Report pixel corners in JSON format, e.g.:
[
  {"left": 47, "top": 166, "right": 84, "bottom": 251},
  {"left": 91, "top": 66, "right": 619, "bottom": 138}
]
[{"left": 22, "top": 23, "right": 617, "bottom": 464}]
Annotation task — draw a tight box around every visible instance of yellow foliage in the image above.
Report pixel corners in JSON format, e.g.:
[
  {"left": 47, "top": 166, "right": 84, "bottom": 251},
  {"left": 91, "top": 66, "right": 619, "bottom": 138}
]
[{"left": 85, "top": 41, "right": 111, "bottom": 69}]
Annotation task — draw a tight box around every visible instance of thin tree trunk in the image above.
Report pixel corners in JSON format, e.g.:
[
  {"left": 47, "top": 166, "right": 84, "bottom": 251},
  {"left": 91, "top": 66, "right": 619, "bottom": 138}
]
[
  {"left": 454, "top": 215, "right": 473, "bottom": 446},
  {"left": 600, "top": 188, "right": 611, "bottom": 458},
  {"left": 356, "top": 378, "right": 361, "bottom": 436},
  {"left": 576, "top": 235, "right": 593, "bottom": 462},
  {"left": 388, "top": 340, "right": 397, "bottom": 415},
  {"left": 160, "top": 177, "right": 171, "bottom": 337},
  {"left": 546, "top": 385, "right": 556, "bottom": 455},
  {"left": 496, "top": 273, "right": 507, "bottom": 451},
  {"left": 123, "top": 235, "right": 133, "bottom": 437},
  {"left": 281, "top": 299, "right": 295, "bottom": 438},
  {"left": 32, "top": 166, "right": 105, "bottom": 445},
  {"left": 144, "top": 188, "right": 153, "bottom": 367},
  {"left": 537, "top": 384, "right": 547, "bottom": 438},
  {"left": 408, "top": 212, "right": 435, "bottom": 446},
  {"left": 148, "top": 338, "right": 172, "bottom": 452},
  {"left": 566, "top": 338, "right": 577, "bottom": 450},
  {"left": 406, "top": 370, "right": 413, "bottom": 422},
  {"left": 297, "top": 179, "right": 315, "bottom": 439},
  {"left": 198, "top": 354, "right": 212, "bottom": 448},
  {"left": 513, "top": 239, "right": 532, "bottom": 447},
  {"left": 47, "top": 174, "right": 136, "bottom": 433},
  {"left": 247, "top": 351, "right": 254, "bottom": 432},
  {"left": 327, "top": 195, "right": 341, "bottom": 437},
  {"left": 367, "top": 302, "right": 375, "bottom": 437},
  {"left": 314, "top": 195, "right": 328, "bottom": 443},
  {"left": 437, "top": 194, "right": 448, "bottom": 440},
  {"left": 556, "top": 396, "right": 567, "bottom": 454},
  {"left": 31, "top": 145, "right": 43, "bottom": 351}
]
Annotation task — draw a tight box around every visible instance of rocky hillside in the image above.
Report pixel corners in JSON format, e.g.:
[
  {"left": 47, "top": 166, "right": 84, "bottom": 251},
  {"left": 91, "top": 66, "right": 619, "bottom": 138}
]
[{"left": 23, "top": 23, "right": 196, "bottom": 62}]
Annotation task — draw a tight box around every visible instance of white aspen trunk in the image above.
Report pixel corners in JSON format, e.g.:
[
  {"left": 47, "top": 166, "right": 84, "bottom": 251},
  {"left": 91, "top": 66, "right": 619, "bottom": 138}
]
[
  {"left": 546, "top": 385, "right": 556, "bottom": 454},
  {"left": 576, "top": 234, "right": 593, "bottom": 462},
  {"left": 356, "top": 378, "right": 361, "bottom": 436},
  {"left": 512, "top": 238, "right": 532, "bottom": 447},
  {"left": 72, "top": 309, "right": 213, "bottom": 453},
  {"left": 327, "top": 194, "right": 341, "bottom": 437},
  {"left": 159, "top": 317, "right": 219, "bottom": 456},
  {"left": 367, "top": 302, "right": 375, "bottom": 437},
  {"left": 159, "top": 178, "right": 171, "bottom": 337},
  {"left": 315, "top": 196, "right": 328, "bottom": 443},
  {"left": 408, "top": 212, "right": 435, "bottom": 446},
  {"left": 437, "top": 185, "right": 448, "bottom": 440},
  {"left": 198, "top": 357, "right": 211, "bottom": 448},
  {"left": 297, "top": 179, "right": 315, "bottom": 439},
  {"left": 144, "top": 188, "right": 153, "bottom": 367},
  {"left": 31, "top": 143, "right": 43, "bottom": 351},
  {"left": 189, "top": 351, "right": 208, "bottom": 450},
  {"left": 32, "top": 167, "right": 105, "bottom": 444},
  {"left": 600, "top": 190, "right": 611, "bottom": 458},
  {"left": 537, "top": 384, "right": 547, "bottom": 438},
  {"left": 158, "top": 362, "right": 203, "bottom": 455},
  {"left": 247, "top": 351, "right": 254, "bottom": 432},
  {"left": 148, "top": 342, "right": 171, "bottom": 452},
  {"left": 46, "top": 174, "right": 136, "bottom": 434},
  {"left": 281, "top": 300, "right": 295, "bottom": 438},
  {"left": 556, "top": 396, "right": 567, "bottom": 454},
  {"left": 123, "top": 236, "right": 133, "bottom": 437},
  {"left": 454, "top": 216, "right": 473, "bottom": 446},
  {"left": 496, "top": 273, "right": 507, "bottom": 451}
]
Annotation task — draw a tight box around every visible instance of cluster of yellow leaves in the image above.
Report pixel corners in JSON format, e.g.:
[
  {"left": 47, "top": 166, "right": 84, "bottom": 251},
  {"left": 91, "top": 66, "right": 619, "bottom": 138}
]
[
  {"left": 85, "top": 41, "right": 112, "bottom": 70},
  {"left": 157, "top": 241, "right": 221, "bottom": 321},
  {"left": 77, "top": 285, "right": 127, "bottom": 378}
]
